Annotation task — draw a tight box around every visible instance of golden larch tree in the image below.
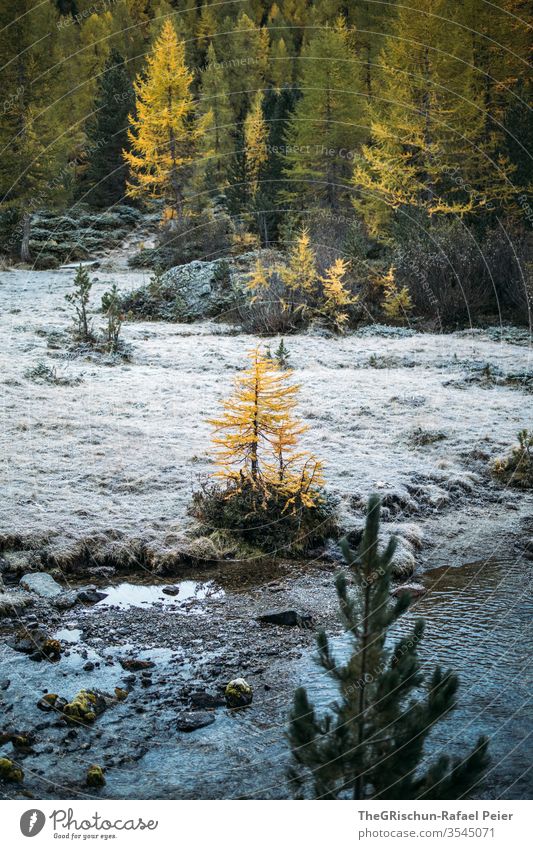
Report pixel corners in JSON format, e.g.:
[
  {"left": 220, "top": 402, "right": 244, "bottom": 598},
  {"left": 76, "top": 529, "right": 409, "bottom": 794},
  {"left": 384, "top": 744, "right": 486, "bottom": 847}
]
[
  {"left": 244, "top": 91, "right": 269, "bottom": 199},
  {"left": 209, "top": 348, "right": 323, "bottom": 507},
  {"left": 124, "top": 19, "right": 211, "bottom": 218},
  {"left": 319, "top": 258, "right": 357, "bottom": 332}
]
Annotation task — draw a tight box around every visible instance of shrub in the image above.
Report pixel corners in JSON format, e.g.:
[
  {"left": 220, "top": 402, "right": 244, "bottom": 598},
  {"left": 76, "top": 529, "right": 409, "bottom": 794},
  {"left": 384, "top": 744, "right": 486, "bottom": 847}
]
[
  {"left": 65, "top": 265, "right": 94, "bottom": 343},
  {"left": 101, "top": 283, "right": 123, "bottom": 353},
  {"left": 391, "top": 220, "right": 531, "bottom": 327},
  {"left": 493, "top": 429, "right": 533, "bottom": 489},
  {"left": 130, "top": 211, "right": 232, "bottom": 269},
  {"left": 241, "top": 230, "right": 358, "bottom": 334},
  {"left": 191, "top": 477, "right": 337, "bottom": 556}
]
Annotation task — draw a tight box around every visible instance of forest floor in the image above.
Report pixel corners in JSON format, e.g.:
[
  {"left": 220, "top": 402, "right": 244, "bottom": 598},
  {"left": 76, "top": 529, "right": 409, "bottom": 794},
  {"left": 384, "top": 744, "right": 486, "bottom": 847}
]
[{"left": 0, "top": 262, "right": 532, "bottom": 799}]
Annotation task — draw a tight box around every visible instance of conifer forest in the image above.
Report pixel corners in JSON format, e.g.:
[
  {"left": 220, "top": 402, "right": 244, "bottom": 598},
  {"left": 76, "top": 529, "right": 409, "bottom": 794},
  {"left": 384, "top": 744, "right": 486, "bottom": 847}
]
[{"left": 0, "top": 0, "right": 532, "bottom": 809}]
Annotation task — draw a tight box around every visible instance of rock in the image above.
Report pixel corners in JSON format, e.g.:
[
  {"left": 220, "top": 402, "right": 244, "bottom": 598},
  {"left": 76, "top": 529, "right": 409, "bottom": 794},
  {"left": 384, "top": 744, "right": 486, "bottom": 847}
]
[
  {"left": 257, "top": 609, "right": 314, "bottom": 628},
  {"left": 53, "top": 591, "right": 78, "bottom": 610},
  {"left": 391, "top": 583, "right": 426, "bottom": 599},
  {"left": 162, "top": 585, "right": 180, "bottom": 596},
  {"left": 114, "top": 688, "right": 128, "bottom": 702},
  {"left": 0, "top": 757, "right": 24, "bottom": 783},
  {"left": 0, "top": 591, "right": 33, "bottom": 617},
  {"left": 20, "top": 572, "right": 62, "bottom": 598},
  {"left": 189, "top": 689, "right": 226, "bottom": 710},
  {"left": 77, "top": 587, "right": 108, "bottom": 604},
  {"left": 36, "top": 693, "right": 68, "bottom": 713},
  {"left": 224, "top": 678, "right": 253, "bottom": 709},
  {"left": 176, "top": 711, "right": 216, "bottom": 732},
  {"left": 83, "top": 661, "right": 95, "bottom": 672},
  {"left": 63, "top": 690, "right": 107, "bottom": 724},
  {"left": 10, "top": 733, "right": 36, "bottom": 753},
  {"left": 0, "top": 680, "right": 10, "bottom": 691},
  {"left": 86, "top": 764, "right": 106, "bottom": 788},
  {"left": 120, "top": 659, "right": 155, "bottom": 672},
  {"left": 8, "top": 628, "right": 61, "bottom": 660}
]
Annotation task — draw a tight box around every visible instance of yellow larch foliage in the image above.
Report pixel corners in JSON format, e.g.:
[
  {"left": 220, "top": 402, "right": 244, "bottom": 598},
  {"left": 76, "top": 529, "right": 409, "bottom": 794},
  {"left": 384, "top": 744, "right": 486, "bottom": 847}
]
[
  {"left": 123, "top": 20, "right": 212, "bottom": 217},
  {"left": 244, "top": 91, "right": 268, "bottom": 199},
  {"left": 209, "top": 348, "right": 323, "bottom": 506},
  {"left": 282, "top": 228, "right": 317, "bottom": 295},
  {"left": 375, "top": 265, "right": 413, "bottom": 320},
  {"left": 246, "top": 258, "right": 270, "bottom": 297},
  {"left": 319, "top": 258, "right": 357, "bottom": 332}
]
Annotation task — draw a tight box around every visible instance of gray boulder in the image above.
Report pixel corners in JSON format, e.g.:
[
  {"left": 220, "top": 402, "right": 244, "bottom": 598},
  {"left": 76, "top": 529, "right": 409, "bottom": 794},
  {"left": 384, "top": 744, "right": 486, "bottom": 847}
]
[
  {"left": 0, "top": 591, "right": 33, "bottom": 617},
  {"left": 176, "top": 711, "right": 216, "bottom": 732},
  {"left": 20, "top": 572, "right": 62, "bottom": 599},
  {"left": 161, "top": 258, "right": 235, "bottom": 320},
  {"left": 257, "top": 609, "right": 314, "bottom": 629}
]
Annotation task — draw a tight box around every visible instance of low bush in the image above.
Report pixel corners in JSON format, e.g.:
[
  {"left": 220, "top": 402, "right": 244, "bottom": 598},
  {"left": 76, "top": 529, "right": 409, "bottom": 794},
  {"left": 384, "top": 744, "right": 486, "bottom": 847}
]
[
  {"left": 129, "top": 211, "right": 232, "bottom": 270},
  {"left": 191, "top": 478, "right": 337, "bottom": 557},
  {"left": 390, "top": 220, "right": 532, "bottom": 327},
  {"left": 493, "top": 429, "right": 533, "bottom": 489}
]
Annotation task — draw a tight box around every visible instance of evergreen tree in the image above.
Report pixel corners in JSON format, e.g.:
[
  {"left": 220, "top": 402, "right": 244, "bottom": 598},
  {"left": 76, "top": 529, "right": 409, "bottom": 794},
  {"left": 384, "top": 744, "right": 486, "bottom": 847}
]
[
  {"left": 199, "top": 44, "right": 235, "bottom": 191},
  {"left": 257, "top": 86, "right": 299, "bottom": 242},
  {"left": 82, "top": 52, "right": 134, "bottom": 208},
  {"left": 55, "top": 0, "right": 78, "bottom": 14},
  {"left": 282, "top": 19, "right": 366, "bottom": 211},
  {"left": 0, "top": 1, "right": 69, "bottom": 259},
  {"left": 353, "top": 0, "right": 518, "bottom": 236},
  {"left": 124, "top": 19, "right": 211, "bottom": 218},
  {"left": 222, "top": 12, "right": 270, "bottom": 122},
  {"left": 65, "top": 265, "right": 94, "bottom": 343},
  {"left": 288, "top": 495, "right": 490, "bottom": 800}
]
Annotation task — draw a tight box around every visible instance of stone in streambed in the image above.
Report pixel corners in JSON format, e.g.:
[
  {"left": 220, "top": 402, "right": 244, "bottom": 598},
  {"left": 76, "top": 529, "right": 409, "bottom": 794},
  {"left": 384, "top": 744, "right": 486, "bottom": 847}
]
[
  {"left": 0, "top": 591, "right": 33, "bottom": 617},
  {"left": 176, "top": 711, "right": 216, "bottom": 732},
  {"left": 390, "top": 583, "right": 426, "bottom": 599},
  {"left": 162, "top": 585, "right": 180, "bottom": 596},
  {"left": 257, "top": 609, "right": 314, "bottom": 628},
  {"left": 224, "top": 678, "right": 253, "bottom": 708},
  {"left": 77, "top": 587, "right": 108, "bottom": 604},
  {"left": 120, "top": 659, "right": 155, "bottom": 672},
  {"left": 86, "top": 764, "right": 106, "bottom": 787},
  {"left": 20, "top": 572, "right": 62, "bottom": 598},
  {"left": 0, "top": 757, "right": 24, "bottom": 783},
  {"left": 189, "top": 689, "right": 226, "bottom": 710},
  {"left": 8, "top": 627, "right": 61, "bottom": 661}
]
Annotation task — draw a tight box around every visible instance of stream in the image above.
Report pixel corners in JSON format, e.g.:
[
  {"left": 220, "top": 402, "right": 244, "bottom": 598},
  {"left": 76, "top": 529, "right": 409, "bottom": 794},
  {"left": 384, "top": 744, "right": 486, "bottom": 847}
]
[{"left": 103, "top": 557, "right": 532, "bottom": 800}]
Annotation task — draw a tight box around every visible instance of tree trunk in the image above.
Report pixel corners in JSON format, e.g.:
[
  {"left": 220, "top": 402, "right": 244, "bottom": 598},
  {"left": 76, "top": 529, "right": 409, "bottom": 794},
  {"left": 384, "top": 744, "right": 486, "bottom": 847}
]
[{"left": 21, "top": 212, "right": 31, "bottom": 262}]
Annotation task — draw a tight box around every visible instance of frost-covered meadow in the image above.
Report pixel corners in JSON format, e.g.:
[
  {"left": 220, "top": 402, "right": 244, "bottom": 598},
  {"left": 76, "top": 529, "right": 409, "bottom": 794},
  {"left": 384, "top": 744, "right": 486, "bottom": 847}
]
[{"left": 1, "top": 266, "right": 531, "bottom": 570}]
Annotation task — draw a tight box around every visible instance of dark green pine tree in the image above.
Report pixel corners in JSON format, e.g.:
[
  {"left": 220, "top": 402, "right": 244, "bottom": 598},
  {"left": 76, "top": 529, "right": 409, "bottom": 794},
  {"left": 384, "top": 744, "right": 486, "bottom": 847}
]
[
  {"left": 55, "top": 0, "right": 78, "bottom": 15},
  {"left": 288, "top": 495, "right": 489, "bottom": 800},
  {"left": 257, "top": 85, "right": 298, "bottom": 244},
  {"left": 82, "top": 51, "right": 135, "bottom": 209}
]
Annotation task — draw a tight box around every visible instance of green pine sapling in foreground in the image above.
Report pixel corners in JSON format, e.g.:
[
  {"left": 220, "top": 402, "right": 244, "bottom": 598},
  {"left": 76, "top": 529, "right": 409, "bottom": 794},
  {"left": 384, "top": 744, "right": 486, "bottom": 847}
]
[
  {"left": 288, "top": 495, "right": 489, "bottom": 799},
  {"left": 65, "top": 265, "right": 94, "bottom": 343},
  {"left": 101, "top": 283, "right": 123, "bottom": 353}
]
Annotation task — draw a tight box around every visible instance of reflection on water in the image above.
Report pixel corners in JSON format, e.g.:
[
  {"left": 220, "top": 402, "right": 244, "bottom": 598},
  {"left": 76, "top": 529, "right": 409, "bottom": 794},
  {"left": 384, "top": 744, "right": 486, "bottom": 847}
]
[{"left": 94, "top": 580, "right": 224, "bottom": 611}]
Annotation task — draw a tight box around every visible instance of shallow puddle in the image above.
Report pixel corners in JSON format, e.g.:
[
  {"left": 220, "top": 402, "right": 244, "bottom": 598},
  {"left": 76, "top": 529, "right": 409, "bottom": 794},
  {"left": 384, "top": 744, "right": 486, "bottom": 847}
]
[{"left": 94, "top": 580, "right": 224, "bottom": 611}]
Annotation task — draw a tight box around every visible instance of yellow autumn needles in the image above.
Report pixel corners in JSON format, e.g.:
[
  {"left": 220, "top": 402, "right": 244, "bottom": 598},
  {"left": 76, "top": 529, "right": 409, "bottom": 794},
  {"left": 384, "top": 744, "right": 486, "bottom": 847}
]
[
  {"left": 209, "top": 348, "right": 324, "bottom": 510},
  {"left": 123, "top": 20, "right": 211, "bottom": 218},
  {"left": 246, "top": 228, "right": 357, "bottom": 332}
]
